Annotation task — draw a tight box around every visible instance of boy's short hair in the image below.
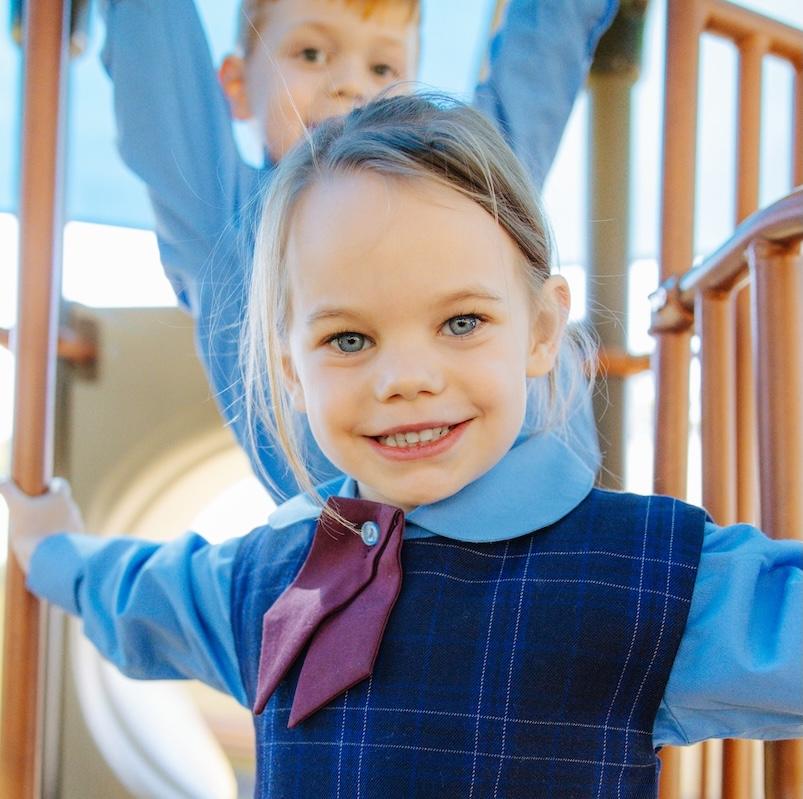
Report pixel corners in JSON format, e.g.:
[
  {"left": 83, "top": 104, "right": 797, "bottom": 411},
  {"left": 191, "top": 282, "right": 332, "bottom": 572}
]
[{"left": 238, "top": 0, "right": 421, "bottom": 57}]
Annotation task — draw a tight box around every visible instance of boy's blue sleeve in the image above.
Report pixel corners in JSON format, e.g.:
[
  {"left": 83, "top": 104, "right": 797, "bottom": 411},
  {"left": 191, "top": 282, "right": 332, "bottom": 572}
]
[
  {"left": 99, "top": 0, "right": 259, "bottom": 312},
  {"left": 654, "top": 522, "right": 803, "bottom": 745},
  {"left": 98, "top": 1, "right": 341, "bottom": 499},
  {"left": 27, "top": 531, "right": 249, "bottom": 707},
  {"left": 474, "top": 0, "right": 619, "bottom": 189}
]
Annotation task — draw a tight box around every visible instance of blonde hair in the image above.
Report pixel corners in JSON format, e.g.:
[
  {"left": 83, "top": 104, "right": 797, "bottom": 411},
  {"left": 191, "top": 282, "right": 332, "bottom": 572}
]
[
  {"left": 242, "top": 93, "right": 597, "bottom": 510},
  {"left": 238, "top": 0, "right": 421, "bottom": 56}
]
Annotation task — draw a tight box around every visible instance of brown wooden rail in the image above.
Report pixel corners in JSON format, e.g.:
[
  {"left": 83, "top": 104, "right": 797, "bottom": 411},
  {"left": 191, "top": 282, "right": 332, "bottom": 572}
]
[
  {"left": 651, "top": 189, "right": 803, "bottom": 334},
  {"left": 1, "top": 2, "right": 71, "bottom": 797},
  {"left": 0, "top": 325, "right": 97, "bottom": 366},
  {"left": 654, "top": 2, "right": 803, "bottom": 797}
]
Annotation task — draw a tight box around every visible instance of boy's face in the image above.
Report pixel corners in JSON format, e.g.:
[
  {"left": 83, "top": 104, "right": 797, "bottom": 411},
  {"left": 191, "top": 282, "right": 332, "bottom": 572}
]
[
  {"left": 283, "top": 173, "right": 568, "bottom": 512},
  {"left": 221, "top": 0, "right": 418, "bottom": 162}
]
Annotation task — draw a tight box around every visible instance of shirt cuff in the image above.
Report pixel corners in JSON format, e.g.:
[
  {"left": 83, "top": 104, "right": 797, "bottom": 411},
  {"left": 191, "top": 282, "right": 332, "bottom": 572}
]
[{"left": 27, "top": 533, "right": 110, "bottom": 616}]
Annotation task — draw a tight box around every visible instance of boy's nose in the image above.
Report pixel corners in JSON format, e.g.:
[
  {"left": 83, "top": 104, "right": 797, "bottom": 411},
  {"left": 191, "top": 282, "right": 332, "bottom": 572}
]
[{"left": 327, "top": 55, "right": 368, "bottom": 104}]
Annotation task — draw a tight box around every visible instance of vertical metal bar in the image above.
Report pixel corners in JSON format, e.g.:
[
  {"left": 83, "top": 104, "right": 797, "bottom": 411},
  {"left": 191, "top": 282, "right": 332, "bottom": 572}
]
[
  {"left": 655, "top": 2, "right": 705, "bottom": 794},
  {"left": 698, "top": 292, "right": 737, "bottom": 526},
  {"left": 588, "top": 71, "right": 636, "bottom": 490},
  {"left": 698, "top": 292, "right": 736, "bottom": 799},
  {"left": 726, "top": 33, "right": 767, "bottom": 799},
  {"left": 750, "top": 239, "right": 803, "bottom": 799},
  {"left": 728, "top": 35, "right": 767, "bottom": 532},
  {"left": 0, "top": 2, "right": 70, "bottom": 797},
  {"left": 698, "top": 291, "right": 739, "bottom": 799},
  {"left": 735, "top": 290, "right": 758, "bottom": 523},
  {"left": 736, "top": 35, "right": 764, "bottom": 223},
  {"left": 586, "top": 3, "right": 647, "bottom": 489},
  {"left": 654, "top": 0, "right": 701, "bottom": 490},
  {"left": 794, "top": 65, "right": 803, "bottom": 187}
]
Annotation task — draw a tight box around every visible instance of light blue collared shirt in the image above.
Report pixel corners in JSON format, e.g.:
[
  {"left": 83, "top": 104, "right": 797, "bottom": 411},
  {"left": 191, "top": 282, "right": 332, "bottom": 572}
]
[{"left": 28, "top": 432, "right": 803, "bottom": 747}]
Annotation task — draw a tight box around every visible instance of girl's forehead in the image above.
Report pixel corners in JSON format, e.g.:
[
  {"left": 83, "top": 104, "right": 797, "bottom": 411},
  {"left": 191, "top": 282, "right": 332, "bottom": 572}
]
[{"left": 286, "top": 172, "right": 521, "bottom": 288}]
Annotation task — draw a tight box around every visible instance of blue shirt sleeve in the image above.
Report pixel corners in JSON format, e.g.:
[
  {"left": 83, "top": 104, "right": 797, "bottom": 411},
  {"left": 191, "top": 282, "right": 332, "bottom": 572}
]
[
  {"left": 99, "top": 0, "right": 340, "bottom": 501},
  {"left": 654, "top": 521, "right": 803, "bottom": 746},
  {"left": 99, "top": 0, "right": 259, "bottom": 313},
  {"left": 27, "top": 531, "right": 247, "bottom": 707},
  {"left": 474, "top": 0, "right": 619, "bottom": 189},
  {"left": 26, "top": 519, "right": 803, "bottom": 738}
]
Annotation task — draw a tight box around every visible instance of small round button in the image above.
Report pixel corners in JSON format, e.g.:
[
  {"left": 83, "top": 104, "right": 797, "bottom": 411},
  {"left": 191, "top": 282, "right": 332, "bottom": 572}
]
[{"left": 360, "top": 521, "right": 380, "bottom": 546}]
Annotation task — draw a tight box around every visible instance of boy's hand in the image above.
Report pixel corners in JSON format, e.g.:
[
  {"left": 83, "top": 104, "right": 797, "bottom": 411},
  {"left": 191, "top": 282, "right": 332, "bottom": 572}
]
[{"left": 0, "top": 478, "right": 85, "bottom": 573}]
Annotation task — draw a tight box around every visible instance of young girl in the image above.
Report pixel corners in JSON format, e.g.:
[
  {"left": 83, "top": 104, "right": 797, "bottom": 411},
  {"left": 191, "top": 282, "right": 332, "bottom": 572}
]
[
  {"left": 100, "top": 0, "right": 617, "bottom": 500},
  {"left": 4, "top": 95, "right": 801, "bottom": 798}
]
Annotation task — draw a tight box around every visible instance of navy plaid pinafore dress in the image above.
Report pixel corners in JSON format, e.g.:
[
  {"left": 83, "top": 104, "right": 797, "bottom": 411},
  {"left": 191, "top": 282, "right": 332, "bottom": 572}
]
[{"left": 231, "top": 489, "right": 705, "bottom": 798}]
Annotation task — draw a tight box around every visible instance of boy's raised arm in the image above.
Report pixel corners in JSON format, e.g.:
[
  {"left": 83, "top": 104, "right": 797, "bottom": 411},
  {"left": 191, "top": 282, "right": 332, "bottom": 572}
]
[
  {"left": 474, "top": 0, "right": 619, "bottom": 190},
  {"left": 99, "top": 0, "right": 259, "bottom": 313},
  {"left": 99, "top": 1, "right": 329, "bottom": 499}
]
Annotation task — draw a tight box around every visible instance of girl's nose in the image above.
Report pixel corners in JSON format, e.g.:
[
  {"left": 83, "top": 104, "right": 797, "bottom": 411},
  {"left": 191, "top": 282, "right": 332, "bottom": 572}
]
[{"left": 373, "top": 349, "right": 447, "bottom": 402}]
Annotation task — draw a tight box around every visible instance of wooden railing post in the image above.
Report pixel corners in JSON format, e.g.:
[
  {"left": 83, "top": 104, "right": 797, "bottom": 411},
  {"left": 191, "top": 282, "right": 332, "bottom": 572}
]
[
  {"left": 655, "top": 2, "right": 705, "bottom": 793},
  {"left": 0, "top": 1, "right": 71, "bottom": 797},
  {"left": 750, "top": 239, "right": 803, "bottom": 799}
]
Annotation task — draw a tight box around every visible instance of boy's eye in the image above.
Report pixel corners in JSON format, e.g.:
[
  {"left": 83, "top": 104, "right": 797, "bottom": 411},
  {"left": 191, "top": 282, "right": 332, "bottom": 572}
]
[
  {"left": 299, "top": 47, "right": 327, "bottom": 64},
  {"left": 443, "top": 314, "right": 482, "bottom": 336},
  {"left": 371, "top": 63, "right": 396, "bottom": 78},
  {"left": 329, "top": 332, "right": 370, "bottom": 353}
]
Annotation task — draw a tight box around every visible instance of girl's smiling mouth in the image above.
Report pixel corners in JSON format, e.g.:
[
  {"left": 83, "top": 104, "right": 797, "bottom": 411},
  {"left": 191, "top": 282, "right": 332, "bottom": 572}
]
[{"left": 366, "top": 420, "right": 471, "bottom": 460}]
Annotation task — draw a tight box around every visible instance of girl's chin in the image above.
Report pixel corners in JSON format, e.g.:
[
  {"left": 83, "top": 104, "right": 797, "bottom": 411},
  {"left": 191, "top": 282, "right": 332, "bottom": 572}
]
[{"left": 355, "top": 481, "right": 463, "bottom": 513}]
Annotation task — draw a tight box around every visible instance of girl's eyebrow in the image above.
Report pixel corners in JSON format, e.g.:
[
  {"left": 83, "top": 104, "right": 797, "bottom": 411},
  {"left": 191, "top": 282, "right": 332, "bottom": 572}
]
[
  {"left": 306, "top": 308, "right": 360, "bottom": 325},
  {"left": 305, "top": 288, "right": 503, "bottom": 326},
  {"left": 436, "top": 288, "right": 504, "bottom": 306}
]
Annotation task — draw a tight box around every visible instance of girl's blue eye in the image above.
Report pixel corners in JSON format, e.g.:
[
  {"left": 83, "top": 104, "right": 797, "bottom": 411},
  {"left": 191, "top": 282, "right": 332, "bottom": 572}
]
[
  {"left": 444, "top": 315, "right": 481, "bottom": 336},
  {"left": 330, "top": 332, "right": 368, "bottom": 353}
]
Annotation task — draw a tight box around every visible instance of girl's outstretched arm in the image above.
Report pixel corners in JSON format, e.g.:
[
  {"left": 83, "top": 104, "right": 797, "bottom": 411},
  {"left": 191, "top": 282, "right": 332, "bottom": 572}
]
[
  {"left": 2, "top": 479, "right": 247, "bottom": 704},
  {"left": 29, "top": 530, "right": 247, "bottom": 704},
  {"left": 654, "top": 521, "right": 803, "bottom": 745},
  {"left": 474, "top": 0, "right": 619, "bottom": 190}
]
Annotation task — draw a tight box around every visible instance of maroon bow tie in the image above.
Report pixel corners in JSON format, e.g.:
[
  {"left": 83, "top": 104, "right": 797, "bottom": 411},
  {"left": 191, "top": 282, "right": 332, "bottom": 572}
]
[{"left": 253, "top": 497, "right": 405, "bottom": 727}]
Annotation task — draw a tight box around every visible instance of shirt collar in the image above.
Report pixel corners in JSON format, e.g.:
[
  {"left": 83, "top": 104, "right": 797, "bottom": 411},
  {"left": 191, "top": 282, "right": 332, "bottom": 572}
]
[{"left": 268, "top": 432, "right": 595, "bottom": 543}]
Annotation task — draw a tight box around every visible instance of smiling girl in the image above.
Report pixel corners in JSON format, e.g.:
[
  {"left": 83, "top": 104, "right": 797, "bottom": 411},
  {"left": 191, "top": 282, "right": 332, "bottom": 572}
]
[
  {"left": 101, "top": 0, "right": 616, "bottom": 501},
  {"left": 5, "top": 94, "right": 801, "bottom": 798}
]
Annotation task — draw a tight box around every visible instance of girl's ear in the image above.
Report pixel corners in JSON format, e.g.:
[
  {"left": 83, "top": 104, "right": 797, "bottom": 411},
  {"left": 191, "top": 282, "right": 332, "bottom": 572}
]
[
  {"left": 526, "top": 275, "right": 570, "bottom": 378},
  {"left": 281, "top": 353, "right": 307, "bottom": 413},
  {"left": 218, "top": 55, "right": 253, "bottom": 120}
]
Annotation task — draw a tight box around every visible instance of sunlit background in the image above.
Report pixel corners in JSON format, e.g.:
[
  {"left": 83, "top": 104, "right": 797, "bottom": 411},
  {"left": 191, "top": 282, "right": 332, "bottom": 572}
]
[
  {"left": 1, "top": 0, "right": 801, "bottom": 509},
  {"left": 0, "top": 0, "right": 801, "bottom": 795}
]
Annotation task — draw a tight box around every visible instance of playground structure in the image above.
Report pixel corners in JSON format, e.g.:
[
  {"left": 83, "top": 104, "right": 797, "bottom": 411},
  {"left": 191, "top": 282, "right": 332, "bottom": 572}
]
[{"left": 1, "top": 1, "right": 801, "bottom": 797}]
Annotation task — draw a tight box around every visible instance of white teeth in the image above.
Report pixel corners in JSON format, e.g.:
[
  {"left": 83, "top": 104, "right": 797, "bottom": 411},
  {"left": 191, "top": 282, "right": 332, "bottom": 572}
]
[{"left": 377, "top": 426, "right": 453, "bottom": 448}]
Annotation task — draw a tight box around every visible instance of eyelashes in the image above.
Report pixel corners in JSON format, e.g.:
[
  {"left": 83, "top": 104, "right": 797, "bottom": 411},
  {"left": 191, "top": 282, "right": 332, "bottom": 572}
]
[
  {"left": 322, "top": 312, "right": 489, "bottom": 354},
  {"left": 326, "top": 331, "right": 370, "bottom": 354}
]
